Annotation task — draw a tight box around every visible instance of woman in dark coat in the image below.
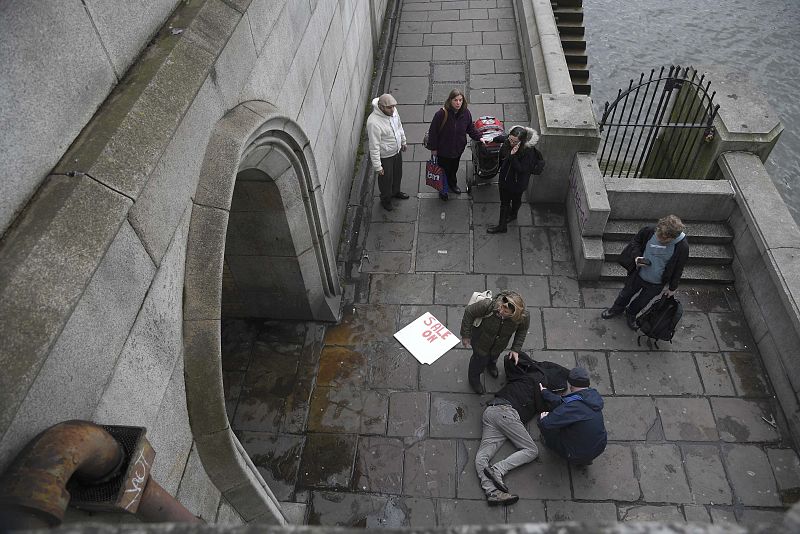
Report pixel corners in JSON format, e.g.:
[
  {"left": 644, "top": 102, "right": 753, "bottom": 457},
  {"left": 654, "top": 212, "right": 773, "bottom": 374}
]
[
  {"left": 427, "top": 88, "right": 483, "bottom": 200},
  {"left": 486, "top": 126, "right": 542, "bottom": 234}
]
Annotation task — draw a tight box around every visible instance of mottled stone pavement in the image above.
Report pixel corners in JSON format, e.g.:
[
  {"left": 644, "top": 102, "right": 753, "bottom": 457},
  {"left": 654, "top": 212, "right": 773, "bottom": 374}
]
[{"left": 223, "top": 0, "right": 800, "bottom": 529}]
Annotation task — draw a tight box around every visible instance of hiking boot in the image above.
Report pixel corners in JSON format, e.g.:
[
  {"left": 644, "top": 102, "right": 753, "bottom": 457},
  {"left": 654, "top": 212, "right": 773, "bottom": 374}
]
[
  {"left": 601, "top": 308, "right": 621, "bottom": 319},
  {"left": 487, "top": 224, "right": 507, "bottom": 234},
  {"left": 381, "top": 199, "right": 393, "bottom": 211},
  {"left": 486, "top": 362, "right": 499, "bottom": 379},
  {"left": 487, "top": 491, "right": 518, "bottom": 506},
  {"left": 626, "top": 313, "right": 638, "bottom": 330},
  {"left": 484, "top": 466, "right": 508, "bottom": 492}
]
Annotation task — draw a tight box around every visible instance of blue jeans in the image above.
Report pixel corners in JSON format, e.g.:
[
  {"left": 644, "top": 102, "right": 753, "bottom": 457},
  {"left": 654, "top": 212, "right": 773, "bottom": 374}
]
[{"left": 610, "top": 271, "right": 663, "bottom": 317}]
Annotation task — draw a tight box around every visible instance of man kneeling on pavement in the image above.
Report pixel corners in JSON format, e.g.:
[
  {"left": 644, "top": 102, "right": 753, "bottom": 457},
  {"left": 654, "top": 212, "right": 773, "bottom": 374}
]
[
  {"left": 538, "top": 367, "right": 608, "bottom": 466},
  {"left": 476, "top": 358, "right": 607, "bottom": 506}
]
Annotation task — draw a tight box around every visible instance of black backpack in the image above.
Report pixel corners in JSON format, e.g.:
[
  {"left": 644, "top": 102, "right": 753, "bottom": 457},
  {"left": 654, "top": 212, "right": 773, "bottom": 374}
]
[{"left": 636, "top": 295, "right": 683, "bottom": 349}]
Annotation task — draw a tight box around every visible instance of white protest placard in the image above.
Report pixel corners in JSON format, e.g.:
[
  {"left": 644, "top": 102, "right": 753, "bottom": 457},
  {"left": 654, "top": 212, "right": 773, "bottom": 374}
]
[{"left": 394, "top": 312, "right": 460, "bottom": 365}]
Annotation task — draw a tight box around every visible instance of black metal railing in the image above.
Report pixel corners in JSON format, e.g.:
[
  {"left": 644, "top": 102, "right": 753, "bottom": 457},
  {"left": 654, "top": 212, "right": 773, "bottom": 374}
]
[{"left": 597, "top": 66, "right": 720, "bottom": 179}]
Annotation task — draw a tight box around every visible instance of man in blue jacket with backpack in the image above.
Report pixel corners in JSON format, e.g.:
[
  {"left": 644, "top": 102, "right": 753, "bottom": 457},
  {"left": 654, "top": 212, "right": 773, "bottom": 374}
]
[{"left": 538, "top": 367, "right": 607, "bottom": 466}]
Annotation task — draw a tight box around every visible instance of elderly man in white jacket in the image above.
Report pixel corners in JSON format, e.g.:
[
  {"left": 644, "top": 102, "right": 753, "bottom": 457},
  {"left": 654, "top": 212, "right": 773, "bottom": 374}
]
[{"left": 366, "top": 93, "right": 408, "bottom": 211}]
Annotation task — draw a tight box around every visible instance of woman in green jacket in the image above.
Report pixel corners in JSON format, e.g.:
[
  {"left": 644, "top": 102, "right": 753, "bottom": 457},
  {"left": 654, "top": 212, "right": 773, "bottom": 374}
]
[{"left": 460, "top": 291, "right": 529, "bottom": 394}]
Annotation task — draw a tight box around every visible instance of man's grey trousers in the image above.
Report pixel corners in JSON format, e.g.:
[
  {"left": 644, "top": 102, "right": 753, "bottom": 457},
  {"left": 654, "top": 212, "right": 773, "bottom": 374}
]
[{"left": 475, "top": 404, "right": 539, "bottom": 496}]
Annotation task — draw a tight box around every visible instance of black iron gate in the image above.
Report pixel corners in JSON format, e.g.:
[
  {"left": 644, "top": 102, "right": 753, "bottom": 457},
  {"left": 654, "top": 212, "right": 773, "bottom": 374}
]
[{"left": 597, "top": 66, "right": 720, "bottom": 179}]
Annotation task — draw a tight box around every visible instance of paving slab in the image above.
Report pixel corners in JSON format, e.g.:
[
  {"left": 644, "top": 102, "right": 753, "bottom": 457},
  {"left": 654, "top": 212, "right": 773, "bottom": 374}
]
[
  {"left": 240, "top": 431, "right": 304, "bottom": 501},
  {"left": 430, "top": 392, "right": 485, "bottom": 438},
  {"left": 603, "top": 397, "right": 658, "bottom": 441},
  {"left": 434, "top": 274, "right": 486, "bottom": 304},
  {"left": 437, "top": 498, "right": 504, "bottom": 525},
  {"left": 579, "top": 281, "right": 623, "bottom": 310},
  {"left": 635, "top": 443, "right": 693, "bottom": 503},
  {"left": 520, "top": 226, "right": 553, "bottom": 275},
  {"left": 679, "top": 285, "right": 732, "bottom": 313},
  {"left": 506, "top": 499, "right": 546, "bottom": 523},
  {"left": 572, "top": 444, "right": 640, "bottom": 501},
  {"left": 307, "top": 491, "right": 390, "bottom": 527},
  {"left": 656, "top": 397, "right": 719, "bottom": 441},
  {"left": 549, "top": 275, "right": 581, "bottom": 307},
  {"left": 683, "top": 504, "right": 712, "bottom": 522},
  {"left": 708, "top": 312, "right": 757, "bottom": 352},
  {"left": 298, "top": 434, "right": 357, "bottom": 490},
  {"left": 399, "top": 304, "right": 448, "bottom": 331},
  {"left": 474, "top": 229, "right": 523, "bottom": 273},
  {"left": 324, "top": 304, "right": 398, "bottom": 345},
  {"left": 725, "top": 351, "right": 771, "bottom": 397},
  {"left": 403, "top": 439, "right": 458, "bottom": 498},
  {"left": 695, "top": 352, "right": 736, "bottom": 396},
  {"left": 545, "top": 501, "right": 617, "bottom": 523},
  {"left": 370, "top": 196, "right": 420, "bottom": 222},
  {"left": 360, "top": 390, "right": 389, "bottom": 435},
  {"left": 619, "top": 504, "right": 684, "bottom": 522},
  {"left": 766, "top": 448, "right": 800, "bottom": 504},
  {"left": 365, "top": 342, "right": 419, "bottom": 390},
  {"left": 361, "top": 252, "right": 412, "bottom": 273},
  {"left": 317, "top": 346, "right": 367, "bottom": 388},
  {"left": 737, "top": 508, "right": 786, "bottom": 528},
  {"left": 307, "top": 386, "right": 364, "bottom": 433},
  {"left": 487, "top": 274, "right": 549, "bottom": 306},
  {"left": 387, "top": 391, "right": 430, "bottom": 438},
  {"left": 575, "top": 351, "right": 612, "bottom": 395},
  {"left": 393, "top": 496, "right": 437, "bottom": 527},
  {"left": 722, "top": 444, "right": 781, "bottom": 506},
  {"left": 353, "top": 436, "right": 404, "bottom": 494},
  {"left": 505, "top": 442, "right": 571, "bottom": 500},
  {"left": 416, "top": 232, "right": 470, "bottom": 271},
  {"left": 711, "top": 398, "right": 781, "bottom": 443},
  {"left": 418, "top": 197, "right": 470, "bottom": 233},
  {"left": 455, "top": 439, "right": 486, "bottom": 500},
  {"left": 609, "top": 352, "right": 703, "bottom": 395},
  {"left": 420, "top": 348, "right": 475, "bottom": 393},
  {"left": 682, "top": 444, "right": 733, "bottom": 505},
  {"left": 504, "top": 102, "right": 529, "bottom": 122},
  {"left": 370, "top": 274, "right": 434, "bottom": 304}
]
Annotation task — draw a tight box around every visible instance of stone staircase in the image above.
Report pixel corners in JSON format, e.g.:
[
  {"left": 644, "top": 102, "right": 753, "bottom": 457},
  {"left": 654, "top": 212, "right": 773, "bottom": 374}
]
[
  {"left": 600, "top": 220, "right": 736, "bottom": 283},
  {"left": 552, "top": 0, "right": 590, "bottom": 95}
]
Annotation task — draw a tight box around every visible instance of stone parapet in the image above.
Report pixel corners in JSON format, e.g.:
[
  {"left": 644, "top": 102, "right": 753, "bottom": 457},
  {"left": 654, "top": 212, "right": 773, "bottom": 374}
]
[
  {"left": 719, "top": 151, "right": 800, "bottom": 449},
  {"left": 604, "top": 177, "right": 736, "bottom": 221},
  {"left": 513, "top": 0, "right": 574, "bottom": 96}
]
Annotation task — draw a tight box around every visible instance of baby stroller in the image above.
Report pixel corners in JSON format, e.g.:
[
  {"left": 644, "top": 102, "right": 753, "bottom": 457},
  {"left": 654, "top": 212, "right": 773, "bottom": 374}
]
[{"left": 467, "top": 116, "right": 505, "bottom": 194}]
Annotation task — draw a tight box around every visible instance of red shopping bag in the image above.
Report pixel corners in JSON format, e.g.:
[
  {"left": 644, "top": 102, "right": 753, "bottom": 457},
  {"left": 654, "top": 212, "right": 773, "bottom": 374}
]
[{"left": 425, "top": 156, "right": 449, "bottom": 193}]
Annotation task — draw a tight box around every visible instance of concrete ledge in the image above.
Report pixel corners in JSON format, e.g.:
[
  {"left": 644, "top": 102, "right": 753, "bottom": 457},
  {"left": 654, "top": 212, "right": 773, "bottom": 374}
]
[
  {"left": 568, "top": 153, "right": 610, "bottom": 236},
  {"left": 604, "top": 177, "right": 736, "bottom": 221},
  {"left": 0, "top": 175, "right": 131, "bottom": 434},
  {"left": 514, "top": 0, "right": 573, "bottom": 96}
]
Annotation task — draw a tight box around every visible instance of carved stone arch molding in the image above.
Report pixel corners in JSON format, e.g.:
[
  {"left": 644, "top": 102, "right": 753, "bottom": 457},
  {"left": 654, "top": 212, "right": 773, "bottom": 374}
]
[{"left": 183, "top": 101, "right": 341, "bottom": 523}]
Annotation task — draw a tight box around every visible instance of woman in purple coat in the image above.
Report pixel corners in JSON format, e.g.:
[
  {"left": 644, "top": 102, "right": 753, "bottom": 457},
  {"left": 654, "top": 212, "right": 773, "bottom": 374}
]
[{"left": 426, "top": 88, "right": 483, "bottom": 200}]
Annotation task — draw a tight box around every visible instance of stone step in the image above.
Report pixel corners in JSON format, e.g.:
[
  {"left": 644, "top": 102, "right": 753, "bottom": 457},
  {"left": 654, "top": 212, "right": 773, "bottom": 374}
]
[
  {"left": 570, "top": 70, "right": 590, "bottom": 84},
  {"left": 601, "top": 262, "right": 735, "bottom": 283},
  {"left": 556, "top": 21, "right": 586, "bottom": 36},
  {"left": 604, "top": 239, "right": 734, "bottom": 265},
  {"left": 552, "top": 0, "right": 584, "bottom": 7},
  {"left": 604, "top": 219, "right": 734, "bottom": 244},
  {"left": 560, "top": 35, "right": 587, "bottom": 52},
  {"left": 568, "top": 62, "right": 589, "bottom": 76},
  {"left": 573, "top": 83, "right": 591, "bottom": 96},
  {"left": 565, "top": 51, "right": 588, "bottom": 65},
  {"left": 553, "top": 7, "right": 584, "bottom": 23}
]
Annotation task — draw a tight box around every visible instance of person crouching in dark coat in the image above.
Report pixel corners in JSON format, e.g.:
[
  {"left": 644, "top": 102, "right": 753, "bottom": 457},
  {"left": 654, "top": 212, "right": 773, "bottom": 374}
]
[
  {"left": 486, "top": 126, "right": 541, "bottom": 234},
  {"left": 537, "top": 367, "right": 607, "bottom": 466}
]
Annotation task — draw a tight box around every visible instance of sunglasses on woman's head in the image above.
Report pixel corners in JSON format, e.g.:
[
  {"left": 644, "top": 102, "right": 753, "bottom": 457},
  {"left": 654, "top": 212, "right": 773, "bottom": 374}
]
[{"left": 501, "top": 296, "right": 515, "bottom": 312}]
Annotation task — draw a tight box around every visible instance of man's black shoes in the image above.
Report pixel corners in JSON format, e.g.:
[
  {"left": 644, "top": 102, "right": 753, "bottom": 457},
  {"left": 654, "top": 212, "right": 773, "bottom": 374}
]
[
  {"left": 484, "top": 465, "right": 509, "bottom": 492},
  {"left": 471, "top": 383, "right": 485, "bottom": 395},
  {"left": 450, "top": 185, "right": 462, "bottom": 195},
  {"left": 601, "top": 308, "right": 620, "bottom": 319},
  {"left": 381, "top": 199, "right": 393, "bottom": 211},
  {"left": 626, "top": 313, "right": 638, "bottom": 330},
  {"left": 393, "top": 192, "right": 410, "bottom": 199}
]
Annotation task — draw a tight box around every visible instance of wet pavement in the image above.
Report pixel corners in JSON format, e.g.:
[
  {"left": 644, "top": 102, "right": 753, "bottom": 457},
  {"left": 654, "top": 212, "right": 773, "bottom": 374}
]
[{"left": 223, "top": 0, "right": 800, "bottom": 529}]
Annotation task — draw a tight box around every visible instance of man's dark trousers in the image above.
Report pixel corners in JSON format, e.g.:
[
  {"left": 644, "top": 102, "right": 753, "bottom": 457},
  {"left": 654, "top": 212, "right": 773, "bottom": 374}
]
[
  {"left": 609, "top": 271, "right": 662, "bottom": 317},
  {"left": 378, "top": 152, "right": 403, "bottom": 201}
]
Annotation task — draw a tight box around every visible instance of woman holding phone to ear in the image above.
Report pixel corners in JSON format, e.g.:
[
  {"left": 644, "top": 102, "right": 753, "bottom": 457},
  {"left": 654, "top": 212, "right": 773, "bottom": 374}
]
[{"left": 485, "top": 125, "right": 541, "bottom": 234}]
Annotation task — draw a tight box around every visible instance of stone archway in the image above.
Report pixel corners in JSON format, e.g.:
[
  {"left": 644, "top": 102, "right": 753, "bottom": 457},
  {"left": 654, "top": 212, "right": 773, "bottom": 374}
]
[{"left": 182, "top": 101, "right": 341, "bottom": 523}]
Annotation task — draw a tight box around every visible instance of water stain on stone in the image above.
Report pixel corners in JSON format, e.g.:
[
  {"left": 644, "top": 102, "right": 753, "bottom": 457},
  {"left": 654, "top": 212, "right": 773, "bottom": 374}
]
[
  {"left": 781, "top": 487, "right": 800, "bottom": 505},
  {"left": 299, "top": 434, "right": 357, "bottom": 488},
  {"left": 728, "top": 352, "right": 768, "bottom": 396},
  {"left": 718, "top": 415, "right": 751, "bottom": 441},
  {"left": 317, "top": 346, "right": 366, "bottom": 387},
  {"left": 251, "top": 441, "right": 303, "bottom": 483},
  {"left": 453, "top": 406, "right": 466, "bottom": 423},
  {"left": 714, "top": 315, "right": 750, "bottom": 350},
  {"left": 324, "top": 304, "right": 397, "bottom": 345}
]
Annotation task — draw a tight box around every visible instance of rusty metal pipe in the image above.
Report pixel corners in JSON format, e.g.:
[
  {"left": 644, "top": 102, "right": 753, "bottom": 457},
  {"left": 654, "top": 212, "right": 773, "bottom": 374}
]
[
  {"left": 0, "top": 420, "right": 125, "bottom": 529},
  {"left": 136, "top": 478, "right": 201, "bottom": 524}
]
